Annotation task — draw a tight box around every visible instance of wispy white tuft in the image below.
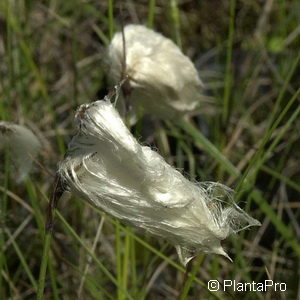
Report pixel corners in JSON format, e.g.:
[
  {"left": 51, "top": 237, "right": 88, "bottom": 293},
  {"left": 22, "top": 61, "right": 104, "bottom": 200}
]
[
  {"left": 108, "top": 24, "right": 209, "bottom": 119},
  {"left": 0, "top": 121, "right": 41, "bottom": 182},
  {"left": 58, "top": 100, "right": 260, "bottom": 265}
]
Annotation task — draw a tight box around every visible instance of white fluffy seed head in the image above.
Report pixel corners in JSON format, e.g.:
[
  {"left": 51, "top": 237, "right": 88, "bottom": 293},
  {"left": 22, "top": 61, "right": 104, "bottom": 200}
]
[
  {"left": 108, "top": 24, "right": 208, "bottom": 119},
  {"left": 59, "top": 100, "right": 260, "bottom": 265},
  {"left": 0, "top": 121, "right": 42, "bottom": 182}
]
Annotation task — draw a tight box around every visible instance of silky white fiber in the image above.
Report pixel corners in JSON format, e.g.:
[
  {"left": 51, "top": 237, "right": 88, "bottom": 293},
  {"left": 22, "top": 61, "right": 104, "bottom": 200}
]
[
  {"left": 58, "top": 100, "right": 260, "bottom": 265},
  {"left": 108, "top": 24, "right": 208, "bottom": 119},
  {"left": 0, "top": 121, "right": 41, "bottom": 182}
]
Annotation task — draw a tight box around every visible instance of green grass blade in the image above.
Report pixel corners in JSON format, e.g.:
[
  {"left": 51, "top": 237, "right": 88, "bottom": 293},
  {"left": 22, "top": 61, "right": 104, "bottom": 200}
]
[
  {"left": 170, "top": 0, "right": 182, "bottom": 48},
  {"left": 147, "top": 0, "right": 156, "bottom": 28},
  {"left": 108, "top": 0, "right": 114, "bottom": 40},
  {"left": 37, "top": 233, "right": 52, "bottom": 300},
  {"left": 223, "top": 0, "right": 236, "bottom": 123}
]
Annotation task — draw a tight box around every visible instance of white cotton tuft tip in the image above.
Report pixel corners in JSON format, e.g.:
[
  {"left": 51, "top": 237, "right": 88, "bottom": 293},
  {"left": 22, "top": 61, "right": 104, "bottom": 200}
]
[
  {"left": 108, "top": 24, "right": 209, "bottom": 119},
  {"left": 211, "top": 245, "right": 233, "bottom": 262},
  {"left": 0, "top": 121, "right": 41, "bottom": 182},
  {"left": 58, "top": 99, "right": 260, "bottom": 265}
]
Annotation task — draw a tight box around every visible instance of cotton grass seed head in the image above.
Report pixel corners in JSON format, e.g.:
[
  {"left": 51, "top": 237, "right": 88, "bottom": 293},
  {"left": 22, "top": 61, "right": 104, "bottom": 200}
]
[
  {"left": 0, "top": 121, "right": 41, "bottom": 182},
  {"left": 58, "top": 99, "right": 260, "bottom": 265},
  {"left": 108, "top": 24, "right": 208, "bottom": 119}
]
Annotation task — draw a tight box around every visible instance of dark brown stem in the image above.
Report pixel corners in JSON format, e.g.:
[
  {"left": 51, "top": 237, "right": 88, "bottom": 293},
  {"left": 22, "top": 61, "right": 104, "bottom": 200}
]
[
  {"left": 45, "top": 175, "right": 64, "bottom": 233},
  {"left": 178, "top": 258, "right": 194, "bottom": 300}
]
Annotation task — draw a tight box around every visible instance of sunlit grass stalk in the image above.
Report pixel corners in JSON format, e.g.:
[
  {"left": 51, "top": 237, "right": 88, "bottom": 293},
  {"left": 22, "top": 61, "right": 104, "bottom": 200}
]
[
  {"left": 108, "top": 0, "right": 114, "bottom": 40},
  {"left": 147, "top": 0, "right": 156, "bottom": 28},
  {"left": 37, "top": 233, "right": 52, "bottom": 300},
  {"left": 129, "top": 229, "right": 137, "bottom": 297},
  {"left": 122, "top": 228, "right": 130, "bottom": 299},
  {"left": 170, "top": 0, "right": 182, "bottom": 48},
  {"left": 115, "top": 220, "right": 124, "bottom": 300},
  {"left": 218, "top": 0, "right": 236, "bottom": 180},
  {"left": 78, "top": 217, "right": 105, "bottom": 297},
  {"left": 48, "top": 259, "right": 60, "bottom": 300},
  {"left": 222, "top": 0, "right": 236, "bottom": 123}
]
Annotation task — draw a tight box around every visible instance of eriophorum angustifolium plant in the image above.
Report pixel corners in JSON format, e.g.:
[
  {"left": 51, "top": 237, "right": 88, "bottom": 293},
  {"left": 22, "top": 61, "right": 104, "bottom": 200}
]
[
  {"left": 0, "top": 122, "right": 41, "bottom": 182},
  {"left": 108, "top": 24, "right": 211, "bottom": 119},
  {"left": 58, "top": 99, "right": 260, "bottom": 266},
  {"left": 1, "top": 1, "right": 300, "bottom": 299}
]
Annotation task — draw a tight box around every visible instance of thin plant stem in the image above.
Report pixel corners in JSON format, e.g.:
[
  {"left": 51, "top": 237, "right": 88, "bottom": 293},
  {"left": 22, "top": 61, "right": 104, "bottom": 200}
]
[
  {"left": 77, "top": 217, "right": 105, "bottom": 298},
  {"left": 36, "top": 233, "right": 51, "bottom": 300},
  {"left": 223, "top": 0, "right": 236, "bottom": 123},
  {"left": 108, "top": 0, "right": 114, "bottom": 40},
  {"left": 37, "top": 177, "right": 66, "bottom": 299},
  {"left": 147, "top": 0, "right": 156, "bottom": 28}
]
